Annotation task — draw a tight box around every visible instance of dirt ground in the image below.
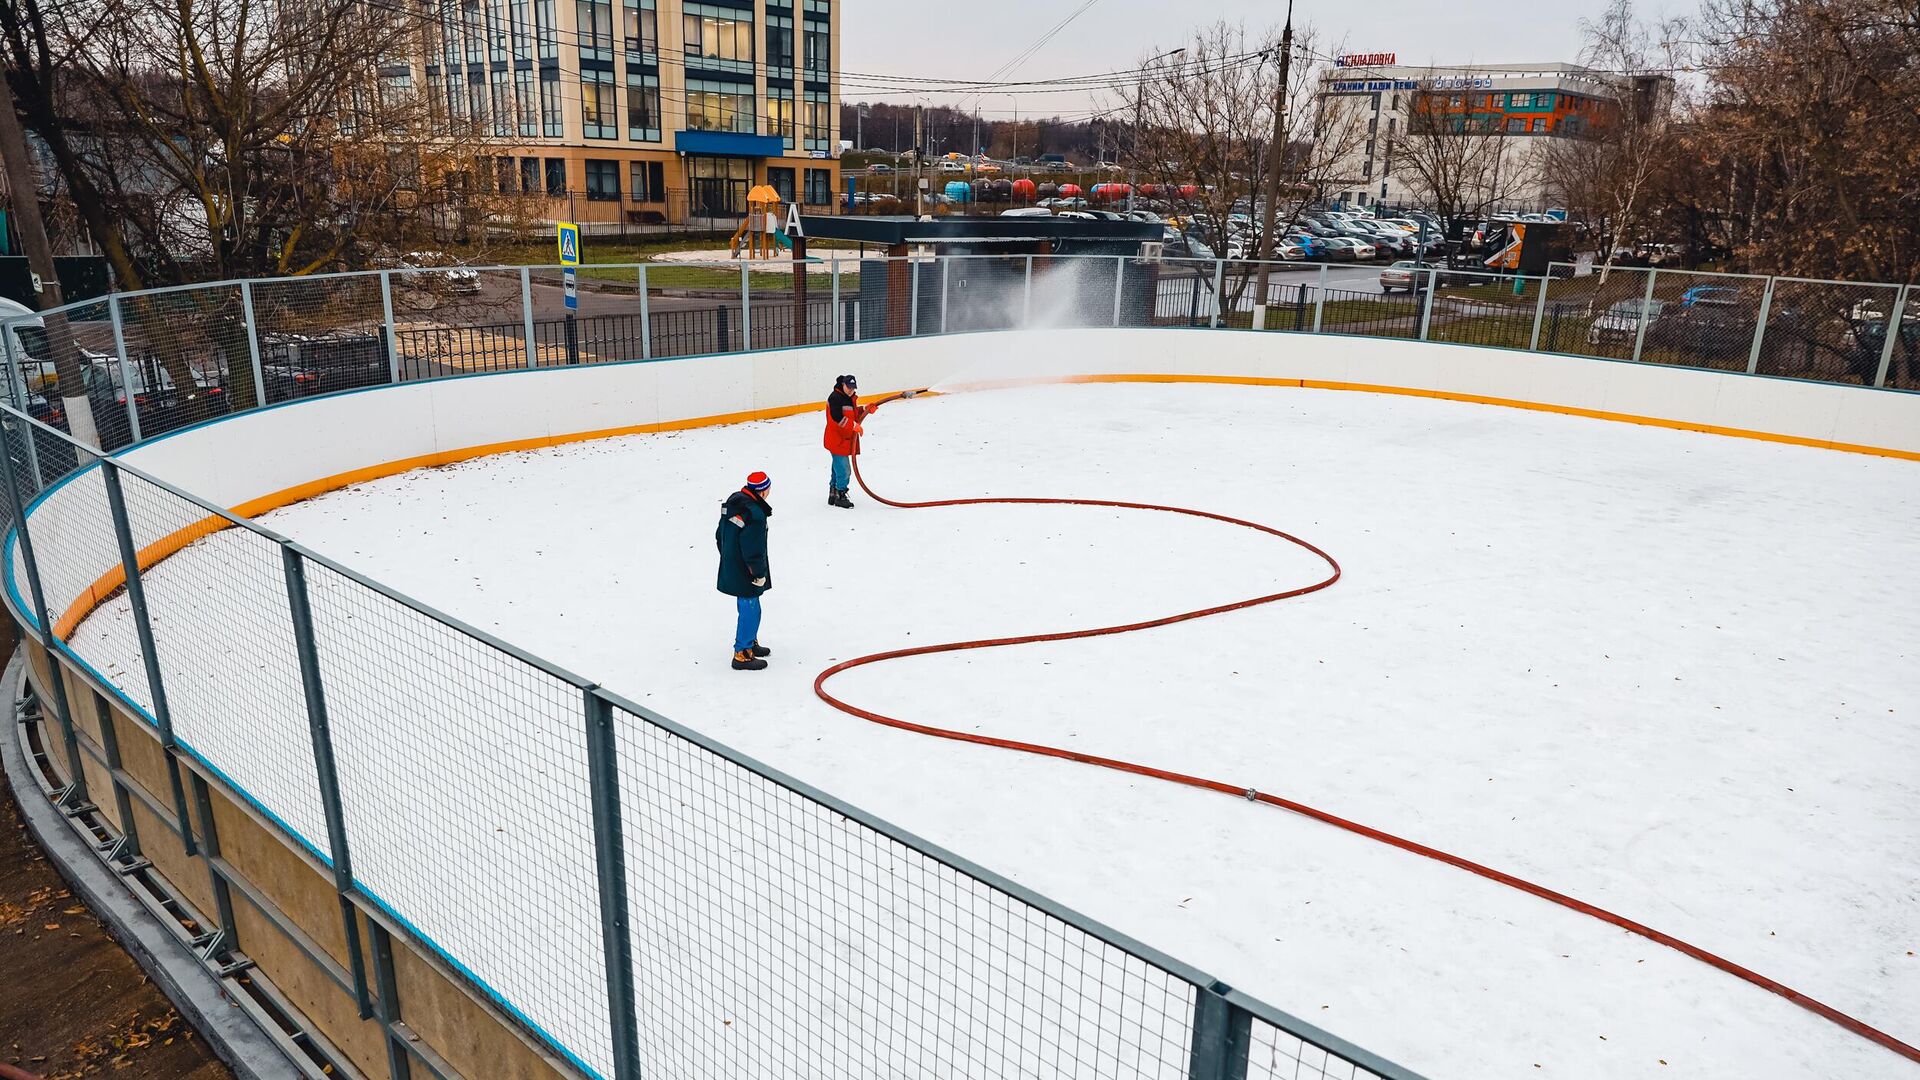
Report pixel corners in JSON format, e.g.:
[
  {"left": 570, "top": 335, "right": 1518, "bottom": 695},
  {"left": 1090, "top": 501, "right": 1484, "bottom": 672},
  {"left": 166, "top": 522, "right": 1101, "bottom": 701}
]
[{"left": 0, "top": 775, "right": 232, "bottom": 1080}]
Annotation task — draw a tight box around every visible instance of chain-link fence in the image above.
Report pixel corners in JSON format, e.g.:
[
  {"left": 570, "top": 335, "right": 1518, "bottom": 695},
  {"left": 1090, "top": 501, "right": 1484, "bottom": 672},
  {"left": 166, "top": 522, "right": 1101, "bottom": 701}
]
[{"left": 1, "top": 252, "right": 1912, "bottom": 1080}]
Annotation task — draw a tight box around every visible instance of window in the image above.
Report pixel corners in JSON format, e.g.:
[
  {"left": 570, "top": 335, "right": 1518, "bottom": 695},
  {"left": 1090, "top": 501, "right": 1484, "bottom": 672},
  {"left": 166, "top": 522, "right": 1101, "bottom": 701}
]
[
  {"left": 629, "top": 160, "right": 665, "bottom": 202},
  {"left": 577, "top": 0, "right": 613, "bottom": 61},
  {"left": 802, "top": 89, "right": 830, "bottom": 151},
  {"left": 520, "top": 157, "right": 540, "bottom": 194},
  {"left": 426, "top": 73, "right": 445, "bottom": 133},
  {"left": 1368, "top": 117, "right": 1377, "bottom": 133},
  {"left": 1449, "top": 94, "right": 1463, "bottom": 107},
  {"left": 510, "top": 0, "right": 533, "bottom": 60},
  {"left": 684, "top": 4, "right": 754, "bottom": 73},
  {"left": 767, "top": 86, "right": 795, "bottom": 147},
  {"left": 1390, "top": 93, "right": 1399, "bottom": 110},
  {"left": 1507, "top": 116, "right": 1525, "bottom": 133},
  {"left": 803, "top": 168, "right": 831, "bottom": 205},
  {"left": 488, "top": 0, "right": 509, "bottom": 60},
  {"left": 686, "top": 79, "right": 754, "bottom": 132},
  {"left": 1387, "top": 117, "right": 1396, "bottom": 134},
  {"left": 467, "top": 77, "right": 488, "bottom": 129},
  {"left": 766, "top": 15, "right": 794, "bottom": 71},
  {"left": 495, "top": 157, "right": 515, "bottom": 193},
  {"left": 516, "top": 69, "right": 536, "bottom": 136},
  {"left": 539, "top": 71, "right": 563, "bottom": 136},
  {"left": 622, "top": 0, "right": 656, "bottom": 58},
  {"left": 582, "top": 68, "right": 617, "bottom": 138},
  {"left": 802, "top": 22, "right": 828, "bottom": 76},
  {"left": 767, "top": 166, "right": 796, "bottom": 203},
  {"left": 534, "top": 0, "right": 557, "bottom": 58},
  {"left": 490, "top": 70, "right": 512, "bottom": 137},
  {"left": 626, "top": 73, "right": 660, "bottom": 141},
  {"left": 585, "top": 159, "right": 620, "bottom": 200},
  {"left": 544, "top": 157, "right": 567, "bottom": 196},
  {"left": 462, "top": 0, "right": 484, "bottom": 62}
]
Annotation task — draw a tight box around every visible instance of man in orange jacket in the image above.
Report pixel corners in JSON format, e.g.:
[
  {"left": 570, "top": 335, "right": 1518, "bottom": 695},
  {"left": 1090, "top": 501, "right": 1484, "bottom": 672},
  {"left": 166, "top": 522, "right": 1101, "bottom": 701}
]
[{"left": 823, "top": 374, "right": 881, "bottom": 508}]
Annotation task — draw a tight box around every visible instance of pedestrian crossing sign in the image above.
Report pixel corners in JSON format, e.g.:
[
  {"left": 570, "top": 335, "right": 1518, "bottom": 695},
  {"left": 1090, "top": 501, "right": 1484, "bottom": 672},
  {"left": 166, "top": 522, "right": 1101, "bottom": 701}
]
[{"left": 556, "top": 222, "right": 581, "bottom": 266}]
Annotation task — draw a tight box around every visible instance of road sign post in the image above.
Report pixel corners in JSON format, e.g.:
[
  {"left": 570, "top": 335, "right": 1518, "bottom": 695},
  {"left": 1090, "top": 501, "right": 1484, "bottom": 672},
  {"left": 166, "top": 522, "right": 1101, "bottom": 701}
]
[{"left": 558, "top": 222, "right": 582, "bottom": 365}]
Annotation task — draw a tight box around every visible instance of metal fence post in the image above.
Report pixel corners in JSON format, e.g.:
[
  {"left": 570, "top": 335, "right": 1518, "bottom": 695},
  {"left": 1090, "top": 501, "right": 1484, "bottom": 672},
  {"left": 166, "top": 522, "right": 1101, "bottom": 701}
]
[
  {"left": 583, "top": 689, "right": 642, "bottom": 1080},
  {"left": 4, "top": 327, "right": 43, "bottom": 486},
  {"left": 1417, "top": 269, "right": 1438, "bottom": 340},
  {"left": 92, "top": 692, "right": 144, "bottom": 863},
  {"left": 1022, "top": 255, "right": 1034, "bottom": 324},
  {"left": 1630, "top": 269, "right": 1658, "bottom": 364},
  {"left": 521, "top": 267, "right": 538, "bottom": 369},
  {"left": 106, "top": 295, "right": 144, "bottom": 442},
  {"left": 1873, "top": 284, "right": 1909, "bottom": 388},
  {"left": 1208, "top": 259, "right": 1224, "bottom": 329},
  {"left": 1745, "top": 277, "right": 1776, "bottom": 375},
  {"left": 1112, "top": 254, "right": 1125, "bottom": 327},
  {"left": 280, "top": 542, "right": 376, "bottom": 1019},
  {"left": 636, "top": 265, "right": 652, "bottom": 360},
  {"left": 238, "top": 281, "right": 268, "bottom": 409},
  {"left": 0, "top": 423, "right": 82, "bottom": 809},
  {"left": 1188, "top": 981, "right": 1252, "bottom": 1080},
  {"left": 831, "top": 254, "right": 843, "bottom": 343},
  {"left": 366, "top": 921, "right": 414, "bottom": 1080},
  {"left": 739, "top": 262, "right": 752, "bottom": 351},
  {"left": 940, "top": 255, "right": 951, "bottom": 334},
  {"left": 1529, "top": 273, "right": 1550, "bottom": 352},
  {"left": 99, "top": 460, "right": 198, "bottom": 855},
  {"left": 1312, "top": 263, "right": 1327, "bottom": 333},
  {"left": 378, "top": 270, "right": 401, "bottom": 385},
  {"left": 909, "top": 255, "right": 921, "bottom": 337}
]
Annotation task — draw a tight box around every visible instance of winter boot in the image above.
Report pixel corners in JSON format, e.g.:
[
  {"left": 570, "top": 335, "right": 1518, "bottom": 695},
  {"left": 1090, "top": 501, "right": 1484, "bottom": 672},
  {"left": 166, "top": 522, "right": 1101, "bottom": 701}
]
[
  {"left": 748, "top": 641, "right": 771, "bottom": 657},
  {"left": 731, "top": 649, "right": 767, "bottom": 671},
  {"left": 831, "top": 488, "right": 855, "bottom": 509},
  {"left": 827, "top": 481, "right": 839, "bottom": 507}
]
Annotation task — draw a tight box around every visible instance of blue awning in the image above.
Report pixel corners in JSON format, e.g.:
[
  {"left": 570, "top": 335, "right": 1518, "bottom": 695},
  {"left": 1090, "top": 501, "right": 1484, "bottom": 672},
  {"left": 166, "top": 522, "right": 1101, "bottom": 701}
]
[{"left": 674, "top": 130, "right": 787, "bottom": 158}]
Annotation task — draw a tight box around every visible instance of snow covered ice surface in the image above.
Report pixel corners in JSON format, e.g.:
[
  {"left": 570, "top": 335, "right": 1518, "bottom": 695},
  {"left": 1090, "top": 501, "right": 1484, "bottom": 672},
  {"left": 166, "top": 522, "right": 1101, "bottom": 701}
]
[{"left": 70, "top": 381, "right": 1920, "bottom": 1079}]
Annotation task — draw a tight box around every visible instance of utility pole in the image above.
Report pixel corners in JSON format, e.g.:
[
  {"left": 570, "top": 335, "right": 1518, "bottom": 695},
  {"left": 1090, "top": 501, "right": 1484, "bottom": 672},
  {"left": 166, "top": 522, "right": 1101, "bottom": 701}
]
[
  {"left": 0, "top": 72, "right": 97, "bottom": 448},
  {"left": 1252, "top": 0, "right": 1295, "bottom": 331}
]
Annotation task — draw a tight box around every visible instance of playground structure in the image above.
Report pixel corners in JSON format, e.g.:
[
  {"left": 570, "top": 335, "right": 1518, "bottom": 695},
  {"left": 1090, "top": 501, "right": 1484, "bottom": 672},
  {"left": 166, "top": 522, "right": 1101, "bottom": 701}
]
[{"left": 729, "top": 185, "right": 793, "bottom": 259}]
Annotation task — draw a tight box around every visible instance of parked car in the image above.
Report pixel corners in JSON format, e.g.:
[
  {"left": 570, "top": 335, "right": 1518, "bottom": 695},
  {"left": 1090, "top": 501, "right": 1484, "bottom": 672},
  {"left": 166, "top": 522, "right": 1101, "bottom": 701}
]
[
  {"left": 1276, "top": 240, "right": 1307, "bottom": 261},
  {"left": 1680, "top": 285, "right": 1743, "bottom": 308},
  {"left": 1588, "top": 298, "right": 1669, "bottom": 346},
  {"left": 261, "top": 331, "right": 392, "bottom": 398},
  {"left": 868, "top": 163, "right": 894, "bottom": 175},
  {"left": 1380, "top": 260, "right": 1438, "bottom": 292},
  {"left": 398, "top": 251, "right": 481, "bottom": 295},
  {"left": 1284, "top": 233, "right": 1330, "bottom": 260},
  {"left": 1323, "top": 236, "right": 1373, "bottom": 261}
]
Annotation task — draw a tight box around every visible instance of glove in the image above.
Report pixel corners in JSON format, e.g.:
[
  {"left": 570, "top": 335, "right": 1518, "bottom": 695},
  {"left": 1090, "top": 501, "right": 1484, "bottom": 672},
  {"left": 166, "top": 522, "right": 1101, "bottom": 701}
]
[
  {"left": 751, "top": 577, "right": 767, "bottom": 587},
  {"left": 849, "top": 422, "right": 864, "bottom": 436}
]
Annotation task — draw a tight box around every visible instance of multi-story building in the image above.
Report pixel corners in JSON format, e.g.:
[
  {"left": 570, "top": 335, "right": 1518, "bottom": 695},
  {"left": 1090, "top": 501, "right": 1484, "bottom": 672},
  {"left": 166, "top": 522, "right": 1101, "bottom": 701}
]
[
  {"left": 1314, "top": 58, "right": 1625, "bottom": 213},
  {"left": 403, "top": 0, "right": 840, "bottom": 229}
]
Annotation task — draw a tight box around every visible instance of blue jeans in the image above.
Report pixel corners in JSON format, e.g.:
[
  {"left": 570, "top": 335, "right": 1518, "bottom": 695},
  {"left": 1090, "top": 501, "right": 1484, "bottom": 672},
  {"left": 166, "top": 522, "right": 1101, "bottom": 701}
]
[
  {"left": 830, "top": 454, "right": 851, "bottom": 491},
  {"left": 733, "top": 596, "right": 762, "bottom": 653}
]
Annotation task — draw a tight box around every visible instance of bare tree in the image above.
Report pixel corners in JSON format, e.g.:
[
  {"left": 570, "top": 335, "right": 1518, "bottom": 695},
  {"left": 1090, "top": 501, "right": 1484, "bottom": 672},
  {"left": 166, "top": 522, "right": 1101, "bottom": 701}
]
[
  {"left": 1390, "top": 75, "right": 1530, "bottom": 239},
  {"left": 1540, "top": 0, "right": 1680, "bottom": 278},
  {"left": 1125, "top": 22, "right": 1369, "bottom": 317}
]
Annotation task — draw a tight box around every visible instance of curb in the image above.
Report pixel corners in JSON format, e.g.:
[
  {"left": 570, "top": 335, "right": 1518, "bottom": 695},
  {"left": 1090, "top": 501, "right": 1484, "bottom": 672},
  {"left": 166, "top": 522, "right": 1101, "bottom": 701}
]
[{"left": 0, "top": 648, "right": 304, "bottom": 1080}]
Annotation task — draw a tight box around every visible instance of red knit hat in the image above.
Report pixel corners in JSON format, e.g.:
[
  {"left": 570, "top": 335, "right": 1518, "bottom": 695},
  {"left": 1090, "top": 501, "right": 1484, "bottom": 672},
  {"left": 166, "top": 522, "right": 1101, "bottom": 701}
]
[{"left": 744, "top": 471, "right": 772, "bottom": 492}]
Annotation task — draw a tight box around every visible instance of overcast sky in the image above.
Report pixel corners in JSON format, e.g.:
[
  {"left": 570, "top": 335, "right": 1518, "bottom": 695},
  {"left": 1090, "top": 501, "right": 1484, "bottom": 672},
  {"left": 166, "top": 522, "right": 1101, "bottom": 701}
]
[{"left": 842, "top": 0, "right": 1692, "bottom": 120}]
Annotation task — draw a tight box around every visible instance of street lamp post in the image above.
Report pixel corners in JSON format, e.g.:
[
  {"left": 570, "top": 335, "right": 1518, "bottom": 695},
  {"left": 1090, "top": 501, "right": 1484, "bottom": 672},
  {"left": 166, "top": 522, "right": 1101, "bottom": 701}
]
[{"left": 1129, "top": 46, "right": 1186, "bottom": 213}]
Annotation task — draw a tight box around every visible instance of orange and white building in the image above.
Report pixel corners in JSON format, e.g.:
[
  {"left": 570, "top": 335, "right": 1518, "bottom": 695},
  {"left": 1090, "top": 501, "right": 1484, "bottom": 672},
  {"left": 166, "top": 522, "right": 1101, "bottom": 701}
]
[{"left": 1315, "top": 60, "right": 1633, "bottom": 212}]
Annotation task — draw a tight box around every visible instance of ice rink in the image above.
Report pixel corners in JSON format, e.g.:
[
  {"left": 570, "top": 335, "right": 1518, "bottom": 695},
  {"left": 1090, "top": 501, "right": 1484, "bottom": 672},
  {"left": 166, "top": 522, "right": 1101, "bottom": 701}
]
[{"left": 71, "top": 380, "right": 1920, "bottom": 1078}]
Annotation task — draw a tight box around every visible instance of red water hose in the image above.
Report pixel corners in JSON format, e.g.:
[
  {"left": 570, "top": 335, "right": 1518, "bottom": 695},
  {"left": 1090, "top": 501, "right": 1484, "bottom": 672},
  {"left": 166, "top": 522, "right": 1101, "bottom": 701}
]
[{"left": 812, "top": 429, "right": 1920, "bottom": 1068}]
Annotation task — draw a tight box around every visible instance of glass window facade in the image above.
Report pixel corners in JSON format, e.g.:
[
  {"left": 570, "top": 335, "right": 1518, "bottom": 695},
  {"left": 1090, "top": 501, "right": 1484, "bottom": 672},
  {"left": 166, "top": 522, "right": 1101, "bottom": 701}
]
[
  {"left": 586, "top": 159, "right": 620, "bottom": 199},
  {"left": 684, "top": 3, "right": 754, "bottom": 74},
  {"left": 630, "top": 160, "right": 665, "bottom": 202},
  {"left": 687, "top": 78, "right": 755, "bottom": 132},
  {"left": 802, "top": 89, "right": 830, "bottom": 151},
  {"left": 627, "top": 73, "right": 661, "bottom": 141},
  {"left": 577, "top": 0, "right": 613, "bottom": 62},
  {"left": 803, "top": 167, "right": 831, "bottom": 205},
  {"left": 767, "top": 86, "right": 795, "bottom": 147},
  {"left": 539, "top": 70, "right": 563, "bottom": 136},
  {"left": 622, "top": 0, "right": 657, "bottom": 59},
  {"left": 582, "top": 68, "right": 617, "bottom": 138}
]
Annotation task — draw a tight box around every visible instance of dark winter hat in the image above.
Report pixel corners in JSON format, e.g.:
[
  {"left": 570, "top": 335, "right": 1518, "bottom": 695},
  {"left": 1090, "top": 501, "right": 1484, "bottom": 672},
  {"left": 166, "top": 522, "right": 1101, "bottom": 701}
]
[
  {"left": 744, "top": 471, "right": 772, "bottom": 492},
  {"left": 837, "top": 374, "right": 858, "bottom": 390}
]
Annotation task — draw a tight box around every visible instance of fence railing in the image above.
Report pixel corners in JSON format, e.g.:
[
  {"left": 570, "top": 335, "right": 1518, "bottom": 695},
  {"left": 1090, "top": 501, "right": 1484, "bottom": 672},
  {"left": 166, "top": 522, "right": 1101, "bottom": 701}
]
[{"left": 0, "top": 251, "right": 1913, "bottom": 1080}]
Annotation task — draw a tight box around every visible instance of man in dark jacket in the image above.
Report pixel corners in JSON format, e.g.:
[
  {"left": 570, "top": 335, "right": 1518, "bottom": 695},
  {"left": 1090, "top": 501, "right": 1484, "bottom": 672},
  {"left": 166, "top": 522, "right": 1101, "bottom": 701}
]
[{"left": 715, "top": 471, "right": 774, "bottom": 670}]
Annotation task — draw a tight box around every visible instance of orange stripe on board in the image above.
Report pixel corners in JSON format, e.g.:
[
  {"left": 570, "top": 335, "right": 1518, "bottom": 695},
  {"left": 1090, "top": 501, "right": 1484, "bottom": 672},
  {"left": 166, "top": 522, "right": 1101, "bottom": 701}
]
[{"left": 49, "top": 375, "right": 1918, "bottom": 637}]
